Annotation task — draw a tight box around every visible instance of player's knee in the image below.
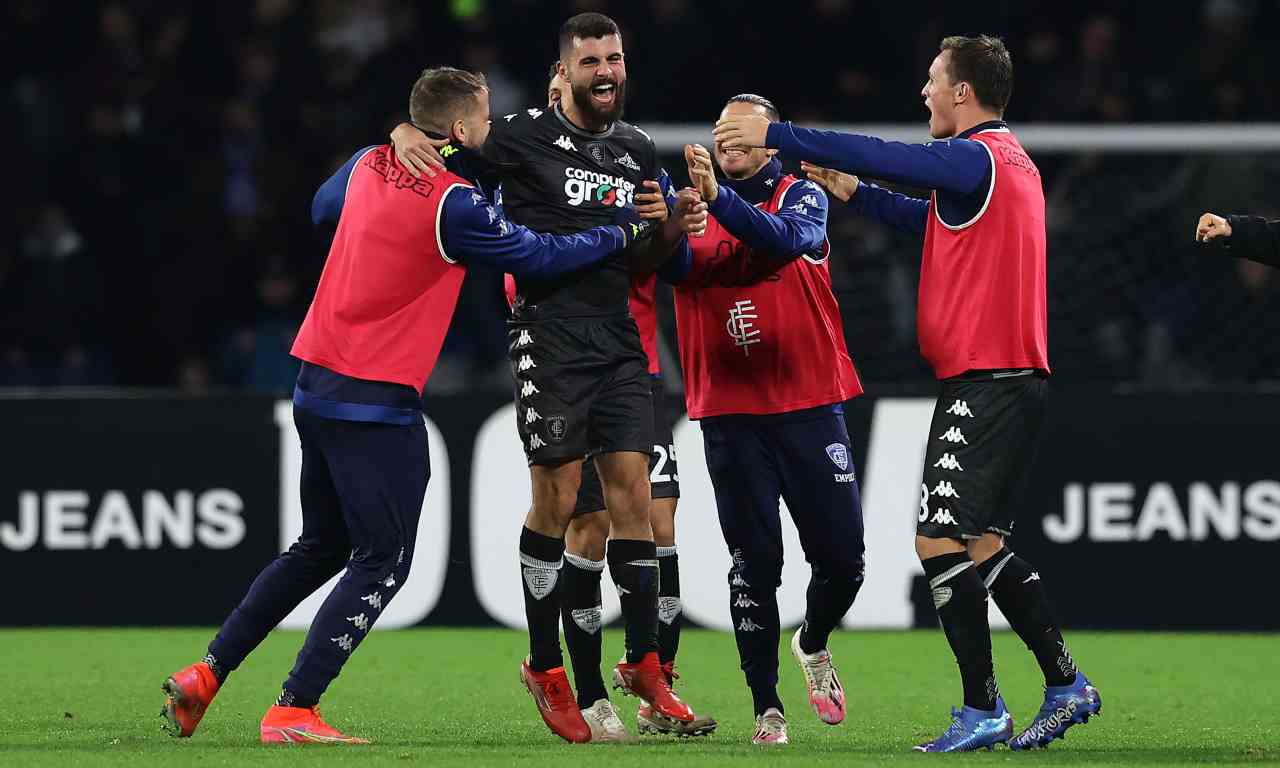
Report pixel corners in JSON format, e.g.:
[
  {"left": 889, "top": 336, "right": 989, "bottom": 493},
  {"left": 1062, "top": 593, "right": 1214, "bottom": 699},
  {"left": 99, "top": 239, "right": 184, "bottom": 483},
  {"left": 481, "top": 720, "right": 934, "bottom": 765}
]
[
  {"left": 566, "top": 513, "right": 608, "bottom": 561},
  {"left": 348, "top": 533, "right": 410, "bottom": 578},
  {"left": 834, "top": 553, "right": 866, "bottom": 585},
  {"left": 650, "top": 498, "right": 677, "bottom": 547},
  {"left": 731, "top": 555, "right": 783, "bottom": 593},
  {"left": 287, "top": 535, "right": 352, "bottom": 578},
  {"left": 529, "top": 464, "right": 582, "bottom": 529}
]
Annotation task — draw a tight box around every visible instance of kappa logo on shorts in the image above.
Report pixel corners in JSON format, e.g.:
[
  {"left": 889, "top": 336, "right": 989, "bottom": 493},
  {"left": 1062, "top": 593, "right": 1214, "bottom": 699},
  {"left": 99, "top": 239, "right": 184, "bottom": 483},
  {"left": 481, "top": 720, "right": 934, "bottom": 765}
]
[
  {"left": 946, "top": 399, "right": 975, "bottom": 417},
  {"left": 732, "top": 593, "right": 759, "bottom": 609},
  {"left": 520, "top": 380, "right": 539, "bottom": 399},
  {"left": 515, "top": 329, "right": 534, "bottom": 347},
  {"left": 546, "top": 415, "right": 567, "bottom": 442},
  {"left": 529, "top": 434, "right": 547, "bottom": 450},
  {"left": 737, "top": 618, "right": 765, "bottom": 632},
  {"left": 825, "top": 443, "right": 849, "bottom": 471},
  {"left": 517, "top": 354, "right": 536, "bottom": 371},
  {"left": 939, "top": 426, "right": 969, "bottom": 444},
  {"left": 931, "top": 480, "right": 960, "bottom": 499},
  {"left": 931, "top": 508, "right": 958, "bottom": 526},
  {"left": 524, "top": 407, "right": 542, "bottom": 425},
  {"left": 933, "top": 452, "right": 964, "bottom": 471}
]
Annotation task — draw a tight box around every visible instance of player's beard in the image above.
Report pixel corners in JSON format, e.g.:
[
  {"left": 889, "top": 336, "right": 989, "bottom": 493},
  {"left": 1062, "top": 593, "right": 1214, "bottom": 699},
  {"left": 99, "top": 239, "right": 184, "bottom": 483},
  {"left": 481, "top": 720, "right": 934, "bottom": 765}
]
[{"left": 570, "top": 77, "right": 626, "bottom": 126}]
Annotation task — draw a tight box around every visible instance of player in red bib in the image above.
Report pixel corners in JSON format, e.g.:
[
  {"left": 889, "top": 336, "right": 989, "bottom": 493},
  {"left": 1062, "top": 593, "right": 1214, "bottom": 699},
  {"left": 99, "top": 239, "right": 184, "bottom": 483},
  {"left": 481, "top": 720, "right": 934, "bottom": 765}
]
[
  {"left": 716, "top": 35, "right": 1101, "bottom": 752},
  {"left": 157, "top": 67, "right": 645, "bottom": 746},
  {"left": 659, "top": 95, "right": 868, "bottom": 746}
]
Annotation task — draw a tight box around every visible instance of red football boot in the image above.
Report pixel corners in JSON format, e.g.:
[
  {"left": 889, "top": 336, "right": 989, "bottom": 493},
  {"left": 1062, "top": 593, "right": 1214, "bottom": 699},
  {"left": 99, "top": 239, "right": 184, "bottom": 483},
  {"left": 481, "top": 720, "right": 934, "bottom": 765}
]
[
  {"left": 613, "top": 652, "right": 694, "bottom": 723},
  {"left": 260, "top": 705, "right": 371, "bottom": 744},
  {"left": 519, "top": 658, "right": 592, "bottom": 743},
  {"left": 159, "top": 662, "right": 220, "bottom": 737}
]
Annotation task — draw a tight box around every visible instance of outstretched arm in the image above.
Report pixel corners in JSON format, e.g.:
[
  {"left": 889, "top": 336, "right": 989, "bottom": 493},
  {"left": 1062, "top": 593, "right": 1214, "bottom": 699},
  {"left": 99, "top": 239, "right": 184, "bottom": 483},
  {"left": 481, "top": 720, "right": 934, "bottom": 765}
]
[
  {"left": 442, "top": 186, "right": 640, "bottom": 278},
  {"left": 1197, "top": 212, "right": 1280, "bottom": 268},
  {"left": 713, "top": 113, "right": 989, "bottom": 195},
  {"left": 800, "top": 161, "right": 927, "bottom": 235}
]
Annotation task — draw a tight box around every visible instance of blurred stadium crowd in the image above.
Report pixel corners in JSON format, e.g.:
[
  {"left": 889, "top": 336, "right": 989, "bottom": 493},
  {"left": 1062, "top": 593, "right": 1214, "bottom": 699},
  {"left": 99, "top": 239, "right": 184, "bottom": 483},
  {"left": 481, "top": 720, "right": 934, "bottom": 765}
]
[{"left": 3, "top": 0, "right": 1279, "bottom": 393}]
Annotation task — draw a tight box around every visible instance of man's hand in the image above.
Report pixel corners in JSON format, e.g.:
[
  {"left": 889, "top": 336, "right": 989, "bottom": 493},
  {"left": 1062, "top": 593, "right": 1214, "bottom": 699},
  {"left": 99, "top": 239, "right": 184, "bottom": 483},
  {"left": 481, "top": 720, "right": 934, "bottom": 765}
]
[
  {"left": 390, "top": 122, "right": 448, "bottom": 179},
  {"left": 712, "top": 113, "right": 771, "bottom": 149},
  {"left": 684, "top": 144, "right": 718, "bottom": 203},
  {"left": 1196, "top": 212, "right": 1232, "bottom": 242},
  {"left": 802, "top": 162, "right": 859, "bottom": 203},
  {"left": 634, "top": 180, "right": 670, "bottom": 223},
  {"left": 671, "top": 187, "right": 708, "bottom": 237}
]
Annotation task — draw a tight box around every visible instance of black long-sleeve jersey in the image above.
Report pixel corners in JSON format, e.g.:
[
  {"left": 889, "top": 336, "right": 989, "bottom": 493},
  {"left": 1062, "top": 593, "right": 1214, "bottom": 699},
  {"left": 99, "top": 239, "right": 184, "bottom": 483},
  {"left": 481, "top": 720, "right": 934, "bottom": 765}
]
[
  {"left": 1225, "top": 215, "right": 1280, "bottom": 268},
  {"left": 482, "top": 102, "right": 670, "bottom": 317}
]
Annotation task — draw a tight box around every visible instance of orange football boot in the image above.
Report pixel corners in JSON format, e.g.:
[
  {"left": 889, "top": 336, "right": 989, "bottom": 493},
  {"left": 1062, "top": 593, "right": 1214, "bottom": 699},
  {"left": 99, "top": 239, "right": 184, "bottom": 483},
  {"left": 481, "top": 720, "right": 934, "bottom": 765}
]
[
  {"left": 260, "top": 705, "right": 371, "bottom": 744},
  {"left": 519, "top": 658, "right": 592, "bottom": 743},
  {"left": 613, "top": 651, "right": 694, "bottom": 723},
  {"left": 160, "top": 662, "right": 220, "bottom": 737}
]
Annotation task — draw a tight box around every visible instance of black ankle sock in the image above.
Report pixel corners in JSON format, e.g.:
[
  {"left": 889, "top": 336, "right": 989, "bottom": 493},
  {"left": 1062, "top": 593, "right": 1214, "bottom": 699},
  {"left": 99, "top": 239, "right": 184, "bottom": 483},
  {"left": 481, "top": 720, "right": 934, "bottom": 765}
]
[
  {"left": 977, "top": 547, "right": 1077, "bottom": 687},
  {"left": 656, "top": 546, "right": 682, "bottom": 664},
  {"left": 520, "top": 526, "right": 565, "bottom": 671},
  {"left": 277, "top": 687, "right": 317, "bottom": 709},
  {"left": 606, "top": 539, "right": 659, "bottom": 664},
  {"left": 561, "top": 552, "right": 608, "bottom": 709},
  {"left": 202, "top": 652, "right": 228, "bottom": 683},
  {"left": 750, "top": 684, "right": 784, "bottom": 717},
  {"left": 922, "top": 552, "right": 998, "bottom": 711}
]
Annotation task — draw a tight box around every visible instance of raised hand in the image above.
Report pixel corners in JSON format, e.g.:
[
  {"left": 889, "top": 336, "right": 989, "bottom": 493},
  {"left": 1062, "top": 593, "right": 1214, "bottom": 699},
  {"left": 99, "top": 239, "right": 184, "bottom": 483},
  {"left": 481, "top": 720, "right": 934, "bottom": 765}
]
[
  {"left": 634, "top": 180, "right": 670, "bottom": 223},
  {"left": 390, "top": 123, "right": 448, "bottom": 179},
  {"left": 1196, "top": 212, "right": 1232, "bottom": 242},
  {"left": 712, "top": 113, "right": 771, "bottom": 149},
  {"left": 801, "top": 162, "right": 859, "bottom": 203},
  {"left": 672, "top": 187, "right": 708, "bottom": 236},
  {"left": 684, "top": 144, "right": 718, "bottom": 203}
]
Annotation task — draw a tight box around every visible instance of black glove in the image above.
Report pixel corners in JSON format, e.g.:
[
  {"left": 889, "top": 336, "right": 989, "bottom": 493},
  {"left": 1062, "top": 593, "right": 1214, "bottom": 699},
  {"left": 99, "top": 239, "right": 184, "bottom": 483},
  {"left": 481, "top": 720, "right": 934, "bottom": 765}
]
[{"left": 614, "top": 206, "right": 658, "bottom": 249}]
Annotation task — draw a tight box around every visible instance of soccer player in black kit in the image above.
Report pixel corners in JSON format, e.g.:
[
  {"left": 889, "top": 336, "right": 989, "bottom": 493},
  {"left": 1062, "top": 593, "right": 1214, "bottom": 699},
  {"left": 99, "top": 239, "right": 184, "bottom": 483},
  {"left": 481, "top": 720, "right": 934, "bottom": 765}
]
[{"left": 392, "top": 13, "right": 706, "bottom": 743}]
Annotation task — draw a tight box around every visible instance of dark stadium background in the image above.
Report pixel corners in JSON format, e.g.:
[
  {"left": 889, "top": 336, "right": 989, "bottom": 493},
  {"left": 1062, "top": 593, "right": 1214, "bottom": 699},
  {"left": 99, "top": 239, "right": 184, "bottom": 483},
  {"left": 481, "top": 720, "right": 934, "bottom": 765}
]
[{"left": 4, "top": 0, "right": 1279, "bottom": 393}]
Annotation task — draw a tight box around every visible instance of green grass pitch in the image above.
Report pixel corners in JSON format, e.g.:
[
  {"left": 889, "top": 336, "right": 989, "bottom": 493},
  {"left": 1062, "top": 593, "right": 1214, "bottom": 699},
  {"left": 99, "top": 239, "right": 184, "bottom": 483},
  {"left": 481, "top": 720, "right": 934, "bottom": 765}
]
[{"left": 1, "top": 628, "right": 1277, "bottom": 766}]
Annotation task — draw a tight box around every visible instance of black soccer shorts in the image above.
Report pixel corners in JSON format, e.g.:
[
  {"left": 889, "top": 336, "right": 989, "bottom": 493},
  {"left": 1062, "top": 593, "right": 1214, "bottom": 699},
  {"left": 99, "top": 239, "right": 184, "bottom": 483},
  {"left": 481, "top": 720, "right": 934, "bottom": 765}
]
[
  {"left": 508, "top": 314, "right": 653, "bottom": 467},
  {"left": 574, "top": 375, "right": 680, "bottom": 516},
  {"left": 917, "top": 369, "right": 1049, "bottom": 540}
]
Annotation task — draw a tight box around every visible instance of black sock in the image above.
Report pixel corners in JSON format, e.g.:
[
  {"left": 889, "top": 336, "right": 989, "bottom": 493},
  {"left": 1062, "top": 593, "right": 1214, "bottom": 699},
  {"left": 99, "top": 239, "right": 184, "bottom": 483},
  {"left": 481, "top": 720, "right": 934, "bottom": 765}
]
[
  {"left": 656, "top": 546, "right": 682, "bottom": 664},
  {"left": 202, "top": 652, "right": 228, "bottom": 683},
  {"left": 606, "top": 539, "right": 659, "bottom": 664},
  {"left": 561, "top": 553, "right": 607, "bottom": 708},
  {"left": 750, "top": 683, "right": 784, "bottom": 717},
  {"left": 276, "top": 687, "right": 317, "bottom": 709},
  {"left": 799, "top": 555, "right": 865, "bottom": 655},
  {"left": 977, "top": 548, "right": 1077, "bottom": 687},
  {"left": 520, "top": 526, "right": 565, "bottom": 671},
  {"left": 921, "top": 552, "right": 998, "bottom": 711}
]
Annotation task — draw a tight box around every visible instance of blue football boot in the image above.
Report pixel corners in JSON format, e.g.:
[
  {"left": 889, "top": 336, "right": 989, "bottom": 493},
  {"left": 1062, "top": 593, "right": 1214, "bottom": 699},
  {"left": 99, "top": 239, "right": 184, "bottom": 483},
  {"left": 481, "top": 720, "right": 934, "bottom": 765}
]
[
  {"left": 914, "top": 697, "right": 1013, "bottom": 752},
  {"left": 1009, "top": 672, "right": 1102, "bottom": 750}
]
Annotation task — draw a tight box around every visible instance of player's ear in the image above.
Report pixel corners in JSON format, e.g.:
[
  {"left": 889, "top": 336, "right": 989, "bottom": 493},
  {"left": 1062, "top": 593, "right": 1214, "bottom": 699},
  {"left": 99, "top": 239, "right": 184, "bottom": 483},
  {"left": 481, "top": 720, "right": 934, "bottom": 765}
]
[{"left": 450, "top": 118, "right": 466, "bottom": 145}]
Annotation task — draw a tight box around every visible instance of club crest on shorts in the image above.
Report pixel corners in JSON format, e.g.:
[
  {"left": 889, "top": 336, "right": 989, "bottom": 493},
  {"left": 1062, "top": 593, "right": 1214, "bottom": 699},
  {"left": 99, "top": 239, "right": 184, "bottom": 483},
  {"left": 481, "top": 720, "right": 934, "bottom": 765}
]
[
  {"left": 825, "top": 443, "right": 849, "bottom": 471},
  {"left": 546, "top": 415, "right": 567, "bottom": 442}
]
